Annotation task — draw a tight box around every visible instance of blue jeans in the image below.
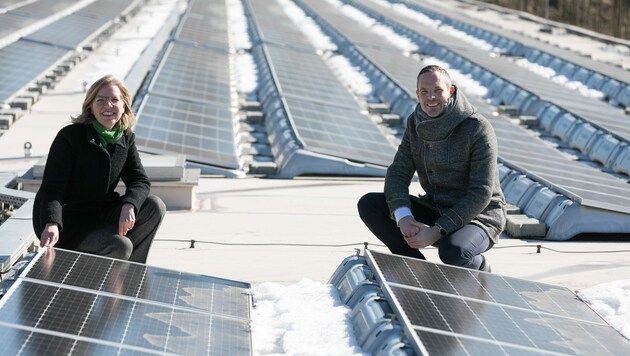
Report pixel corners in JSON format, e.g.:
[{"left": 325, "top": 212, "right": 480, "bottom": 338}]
[{"left": 358, "top": 192, "right": 492, "bottom": 269}]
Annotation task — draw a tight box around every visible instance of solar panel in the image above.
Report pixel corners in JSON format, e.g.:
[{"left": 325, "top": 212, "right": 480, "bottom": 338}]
[
  {"left": 11, "top": 0, "right": 76, "bottom": 18},
  {"left": 0, "top": 13, "right": 34, "bottom": 39},
  {"left": 77, "top": 0, "right": 141, "bottom": 19},
  {"left": 24, "top": 13, "right": 113, "bottom": 49},
  {"left": 0, "top": 248, "right": 251, "bottom": 355},
  {"left": 284, "top": 96, "right": 395, "bottom": 167},
  {"left": 364, "top": 250, "right": 630, "bottom": 355},
  {"left": 175, "top": 12, "right": 229, "bottom": 49},
  {"left": 175, "top": 12, "right": 229, "bottom": 48},
  {"left": 265, "top": 45, "right": 361, "bottom": 109},
  {"left": 148, "top": 42, "right": 231, "bottom": 106},
  {"left": 188, "top": 0, "right": 228, "bottom": 18},
  {"left": 0, "top": 40, "right": 70, "bottom": 104},
  {"left": 135, "top": 94, "right": 240, "bottom": 169},
  {"left": 248, "top": 0, "right": 314, "bottom": 51}
]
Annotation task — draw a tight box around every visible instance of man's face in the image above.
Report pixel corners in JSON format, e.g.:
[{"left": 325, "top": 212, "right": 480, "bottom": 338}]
[{"left": 416, "top": 71, "right": 453, "bottom": 118}]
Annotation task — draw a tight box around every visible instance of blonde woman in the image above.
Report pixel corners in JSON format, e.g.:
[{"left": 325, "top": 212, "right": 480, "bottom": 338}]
[{"left": 33, "top": 75, "right": 165, "bottom": 263}]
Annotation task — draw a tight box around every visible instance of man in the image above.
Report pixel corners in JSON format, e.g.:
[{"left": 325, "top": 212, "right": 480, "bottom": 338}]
[{"left": 358, "top": 65, "right": 506, "bottom": 271}]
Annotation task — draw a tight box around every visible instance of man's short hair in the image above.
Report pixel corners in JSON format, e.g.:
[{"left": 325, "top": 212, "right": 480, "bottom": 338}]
[{"left": 417, "top": 65, "right": 452, "bottom": 88}]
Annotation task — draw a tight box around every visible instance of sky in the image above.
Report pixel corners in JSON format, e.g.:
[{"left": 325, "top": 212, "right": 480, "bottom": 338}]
[{"left": 6, "top": 0, "right": 629, "bottom": 353}]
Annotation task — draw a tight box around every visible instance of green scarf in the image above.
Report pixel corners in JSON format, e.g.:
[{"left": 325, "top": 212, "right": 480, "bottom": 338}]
[{"left": 92, "top": 121, "right": 123, "bottom": 147}]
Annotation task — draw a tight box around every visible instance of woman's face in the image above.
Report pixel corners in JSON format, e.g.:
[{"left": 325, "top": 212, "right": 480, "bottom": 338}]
[{"left": 91, "top": 84, "right": 124, "bottom": 130}]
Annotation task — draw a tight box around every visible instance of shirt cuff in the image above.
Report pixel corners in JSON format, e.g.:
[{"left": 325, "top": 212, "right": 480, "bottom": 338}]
[{"left": 394, "top": 207, "right": 413, "bottom": 226}]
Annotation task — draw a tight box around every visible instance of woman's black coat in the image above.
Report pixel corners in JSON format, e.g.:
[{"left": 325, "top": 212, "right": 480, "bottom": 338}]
[{"left": 33, "top": 123, "right": 150, "bottom": 249}]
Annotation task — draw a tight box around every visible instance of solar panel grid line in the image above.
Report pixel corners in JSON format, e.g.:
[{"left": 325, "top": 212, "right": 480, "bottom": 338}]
[
  {"left": 411, "top": 324, "right": 572, "bottom": 356},
  {"left": 247, "top": 0, "right": 315, "bottom": 51},
  {"left": 162, "top": 276, "right": 181, "bottom": 354},
  {"left": 392, "top": 285, "right": 629, "bottom": 354},
  {"left": 494, "top": 146, "right": 625, "bottom": 184},
  {"left": 0, "top": 40, "right": 72, "bottom": 104},
  {"left": 281, "top": 96, "right": 395, "bottom": 166},
  {"left": 24, "top": 13, "right": 113, "bottom": 50},
  {"left": 498, "top": 158, "right": 630, "bottom": 201},
  {"left": 147, "top": 42, "right": 232, "bottom": 105},
  {"left": 17, "top": 277, "right": 234, "bottom": 320},
  {"left": 0, "top": 320, "right": 177, "bottom": 355},
  {"left": 363, "top": 251, "right": 431, "bottom": 355},
  {"left": 135, "top": 94, "right": 239, "bottom": 169},
  {"left": 262, "top": 41, "right": 362, "bottom": 109},
  {"left": 368, "top": 250, "right": 607, "bottom": 323},
  {"left": 174, "top": 9, "right": 230, "bottom": 50},
  {"left": 23, "top": 249, "right": 250, "bottom": 319},
  {"left": 386, "top": 280, "right": 609, "bottom": 327}
]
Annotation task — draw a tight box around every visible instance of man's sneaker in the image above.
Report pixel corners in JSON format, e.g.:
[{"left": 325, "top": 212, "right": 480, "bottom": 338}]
[{"left": 479, "top": 255, "right": 492, "bottom": 272}]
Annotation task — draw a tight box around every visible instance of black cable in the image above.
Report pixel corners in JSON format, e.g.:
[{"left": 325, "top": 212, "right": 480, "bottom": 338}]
[
  {"left": 537, "top": 245, "right": 630, "bottom": 254},
  {"left": 155, "top": 239, "right": 386, "bottom": 248},
  {"left": 154, "top": 239, "right": 630, "bottom": 253}
]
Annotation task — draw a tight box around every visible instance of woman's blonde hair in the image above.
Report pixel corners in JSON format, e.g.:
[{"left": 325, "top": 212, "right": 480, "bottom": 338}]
[{"left": 72, "top": 75, "right": 136, "bottom": 133}]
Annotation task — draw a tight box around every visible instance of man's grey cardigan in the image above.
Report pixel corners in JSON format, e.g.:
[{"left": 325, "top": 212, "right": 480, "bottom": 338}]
[{"left": 384, "top": 87, "right": 506, "bottom": 243}]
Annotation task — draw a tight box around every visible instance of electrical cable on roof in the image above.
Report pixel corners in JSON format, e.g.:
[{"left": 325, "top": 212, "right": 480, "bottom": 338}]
[
  {"left": 153, "top": 239, "right": 630, "bottom": 253},
  {"left": 155, "top": 239, "right": 384, "bottom": 248}
]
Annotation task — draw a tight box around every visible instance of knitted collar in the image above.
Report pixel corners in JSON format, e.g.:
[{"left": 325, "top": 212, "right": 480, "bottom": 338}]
[
  {"left": 92, "top": 121, "right": 123, "bottom": 147},
  {"left": 413, "top": 86, "right": 475, "bottom": 141}
]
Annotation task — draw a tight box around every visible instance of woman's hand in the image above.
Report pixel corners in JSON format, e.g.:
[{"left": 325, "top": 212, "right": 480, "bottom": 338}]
[
  {"left": 40, "top": 223, "right": 59, "bottom": 247},
  {"left": 118, "top": 203, "right": 136, "bottom": 236}
]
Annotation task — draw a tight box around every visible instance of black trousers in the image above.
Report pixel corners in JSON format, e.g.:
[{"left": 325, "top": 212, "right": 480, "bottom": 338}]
[
  {"left": 357, "top": 192, "right": 492, "bottom": 269},
  {"left": 75, "top": 195, "right": 166, "bottom": 263}
]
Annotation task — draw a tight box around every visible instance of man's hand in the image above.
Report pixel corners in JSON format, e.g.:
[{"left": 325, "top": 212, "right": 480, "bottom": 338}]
[
  {"left": 399, "top": 216, "right": 424, "bottom": 238},
  {"left": 119, "top": 203, "right": 136, "bottom": 236},
  {"left": 40, "top": 223, "right": 59, "bottom": 247},
  {"left": 404, "top": 224, "right": 442, "bottom": 249}
]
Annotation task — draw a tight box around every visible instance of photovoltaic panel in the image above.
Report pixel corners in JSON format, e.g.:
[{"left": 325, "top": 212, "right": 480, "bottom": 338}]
[
  {"left": 24, "top": 13, "right": 112, "bottom": 49},
  {"left": 0, "top": 325, "right": 157, "bottom": 355},
  {"left": 365, "top": 250, "right": 630, "bottom": 355},
  {"left": 0, "top": 40, "right": 70, "bottom": 104},
  {"left": 0, "top": 13, "right": 34, "bottom": 39},
  {"left": 77, "top": 0, "right": 141, "bottom": 19},
  {"left": 24, "top": 248, "right": 249, "bottom": 318},
  {"left": 148, "top": 42, "right": 231, "bottom": 106},
  {"left": 248, "top": 0, "right": 314, "bottom": 51},
  {"left": 188, "top": 0, "right": 228, "bottom": 18},
  {"left": 135, "top": 94, "right": 239, "bottom": 169},
  {"left": 369, "top": 251, "right": 603, "bottom": 323},
  {"left": 265, "top": 45, "right": 360, "bottom": 109},
  {"left": 11, "top": 0, "right": 76, "bottom": 18},
  {"left": 0, "top": 248, "right": 251, "bottom": 355},
  {"left": 0, "top": 0, "right": 23, "bottom": 8},
  {"left": 175, "top": 12, "right": 229, "bottom": 49},
  {"left": 284, "top": 96, "right": 395, "bottom": 167}
]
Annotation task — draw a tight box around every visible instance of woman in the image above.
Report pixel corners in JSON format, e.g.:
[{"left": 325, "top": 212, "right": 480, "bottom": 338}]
[{"left": 33, "top": 75, "right": 166, "bottom": 263}]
